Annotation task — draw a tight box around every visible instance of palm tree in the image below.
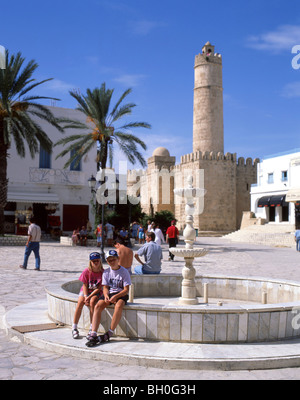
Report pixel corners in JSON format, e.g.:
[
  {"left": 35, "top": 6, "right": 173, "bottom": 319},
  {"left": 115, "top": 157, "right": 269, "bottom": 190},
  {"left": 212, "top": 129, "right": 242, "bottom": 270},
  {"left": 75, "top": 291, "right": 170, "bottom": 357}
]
[
  {"left": 55, "top": 84, "right": 151, "bottom": 171},
  {"left": 0, "top": 51, "right": 74, "bottom": 234}
]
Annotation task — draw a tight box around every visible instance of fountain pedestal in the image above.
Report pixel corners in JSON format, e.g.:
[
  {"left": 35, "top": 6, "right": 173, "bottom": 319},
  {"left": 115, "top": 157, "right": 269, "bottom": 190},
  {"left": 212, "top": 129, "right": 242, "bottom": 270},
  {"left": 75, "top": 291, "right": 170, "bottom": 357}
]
[
  {"left": 171, "top": 248, "right": 208, "bottom": 304},
  {"left": 170, "top": 175, "right": 207, "bottom": 305}
]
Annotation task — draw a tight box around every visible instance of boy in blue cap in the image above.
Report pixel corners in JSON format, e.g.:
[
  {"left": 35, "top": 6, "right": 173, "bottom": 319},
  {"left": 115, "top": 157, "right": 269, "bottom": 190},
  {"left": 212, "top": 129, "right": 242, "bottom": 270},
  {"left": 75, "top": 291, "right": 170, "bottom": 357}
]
[{"left": 85, "top": 249, "right": 131, "bottom": 347}]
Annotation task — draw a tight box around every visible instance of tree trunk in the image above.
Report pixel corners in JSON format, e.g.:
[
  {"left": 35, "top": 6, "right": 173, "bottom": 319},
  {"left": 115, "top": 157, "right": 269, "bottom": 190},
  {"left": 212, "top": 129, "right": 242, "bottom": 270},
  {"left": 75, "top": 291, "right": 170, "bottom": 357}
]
[{"left": 0, "top": 140, "right": 8, "bottom": 235}]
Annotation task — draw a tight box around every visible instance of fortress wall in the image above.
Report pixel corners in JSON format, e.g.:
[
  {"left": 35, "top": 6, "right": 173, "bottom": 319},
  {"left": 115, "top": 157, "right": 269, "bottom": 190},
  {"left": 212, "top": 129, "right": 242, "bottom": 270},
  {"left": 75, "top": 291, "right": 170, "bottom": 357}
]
[
  {"left": 235, "top": 157, "right": 260, "bottom": 229},
  {"left": 176, "top": 152, "right": 258, "bottom": 231}
]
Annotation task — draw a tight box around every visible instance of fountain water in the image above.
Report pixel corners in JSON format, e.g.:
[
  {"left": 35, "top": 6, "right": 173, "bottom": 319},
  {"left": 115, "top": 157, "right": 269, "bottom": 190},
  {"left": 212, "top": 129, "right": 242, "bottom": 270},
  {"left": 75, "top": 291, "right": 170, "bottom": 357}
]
[{"left": 170, "top": 175, "right": 208, "bottom": 305}]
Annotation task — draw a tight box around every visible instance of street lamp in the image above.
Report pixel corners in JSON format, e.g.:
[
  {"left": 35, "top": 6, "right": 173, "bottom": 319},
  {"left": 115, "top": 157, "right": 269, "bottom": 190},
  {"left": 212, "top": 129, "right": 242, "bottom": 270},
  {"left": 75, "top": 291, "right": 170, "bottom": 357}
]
[
  {"left": 88, "top": 175, "right": 96, "bottom": 191},
  {"left": 88, "top": 174, "right": 105, "bottom": 262}
]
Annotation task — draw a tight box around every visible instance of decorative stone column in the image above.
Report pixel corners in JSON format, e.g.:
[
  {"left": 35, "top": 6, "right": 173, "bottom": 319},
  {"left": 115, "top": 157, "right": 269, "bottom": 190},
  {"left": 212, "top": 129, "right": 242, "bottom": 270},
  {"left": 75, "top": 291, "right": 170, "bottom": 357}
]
[{"left": 170, "top": 175, "right": 208, "bottom": 305}]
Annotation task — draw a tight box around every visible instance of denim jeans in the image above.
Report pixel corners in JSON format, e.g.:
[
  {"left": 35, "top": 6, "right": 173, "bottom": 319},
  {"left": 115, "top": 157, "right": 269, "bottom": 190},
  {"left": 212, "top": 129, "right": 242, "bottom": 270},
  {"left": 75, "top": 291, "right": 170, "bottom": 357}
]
[
  {"left": 297, "top": 239, "right": 300, "bottom": 252},
  {"left": 134, "top": 265, "right": 160, "bottom": 274},
  {"left": 23, "top": 242, "right": 41, "bottom": 269}
]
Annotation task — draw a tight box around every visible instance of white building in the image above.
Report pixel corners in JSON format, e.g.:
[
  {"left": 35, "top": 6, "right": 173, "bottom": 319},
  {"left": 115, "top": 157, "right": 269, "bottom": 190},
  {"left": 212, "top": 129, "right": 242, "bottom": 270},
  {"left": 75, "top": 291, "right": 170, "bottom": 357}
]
[
  {"left": 250, "top": 149, "right": 300, "bottom": 228},
  {"left": 5, "top": 106, "right": 97, "bottom": 235}
]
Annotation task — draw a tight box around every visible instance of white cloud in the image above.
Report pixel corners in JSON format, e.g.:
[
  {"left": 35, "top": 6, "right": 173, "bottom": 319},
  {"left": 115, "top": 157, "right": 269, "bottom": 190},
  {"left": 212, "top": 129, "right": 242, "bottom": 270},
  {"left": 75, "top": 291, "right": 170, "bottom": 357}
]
[
  {"left": 113, "top": 74, "right": 147, "bottom": 87},
  {"left": 43, "top": 79, "right": 75, "bottom": 93},
  {"left": 281, "top": 81, "right": 300, "bottom": 98},
  {"left": 132, "top": 20, "right": 158, "bottom": 35},
  {"left": 131, "top": 20, "right": 167, "bottom": 36},
  {"left": 246, "top": 25, "right": 300, "bottom": 53}
]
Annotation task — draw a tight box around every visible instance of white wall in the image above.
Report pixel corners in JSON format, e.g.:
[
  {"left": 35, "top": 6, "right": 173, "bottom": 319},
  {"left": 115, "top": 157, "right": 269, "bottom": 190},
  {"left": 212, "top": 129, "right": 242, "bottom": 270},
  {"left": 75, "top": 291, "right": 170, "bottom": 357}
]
[
  {"left": 7, "top": 106, "right": 97, "bottom": 231},
  {"left": 250, "top": 149, "right": 300, "bottom": 224}
]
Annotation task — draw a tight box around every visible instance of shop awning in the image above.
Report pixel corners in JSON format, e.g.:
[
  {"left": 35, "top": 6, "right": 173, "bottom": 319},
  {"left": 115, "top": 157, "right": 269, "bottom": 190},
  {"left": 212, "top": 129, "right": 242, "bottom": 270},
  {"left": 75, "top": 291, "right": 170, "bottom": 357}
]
[
  {"left": 286, "top": 188, "right": 300, "bottom": 203},
  {"left": 269, "top": 195, "right": 288, "bottom": 207},
  {"left": 7, "top": 191, "right": 59, "bottom": 204},
  {"left": 257, "top": 196, "right": 271, "bottom": 207}
]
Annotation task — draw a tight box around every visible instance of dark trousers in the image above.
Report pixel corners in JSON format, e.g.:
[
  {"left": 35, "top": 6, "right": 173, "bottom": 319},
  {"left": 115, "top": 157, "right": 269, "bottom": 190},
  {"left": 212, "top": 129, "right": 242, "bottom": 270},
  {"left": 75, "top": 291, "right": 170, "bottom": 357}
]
[{"left": 168, "top": 238, "right": 177, "bottom": 260}]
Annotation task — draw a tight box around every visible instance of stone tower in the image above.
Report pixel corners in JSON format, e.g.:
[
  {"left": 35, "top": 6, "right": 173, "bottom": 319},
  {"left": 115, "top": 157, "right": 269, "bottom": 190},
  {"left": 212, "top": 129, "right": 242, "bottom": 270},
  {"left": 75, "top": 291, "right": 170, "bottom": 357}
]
[
  {"left": 193, "top": 42, "right": 224, "bottom": 154},
  {"left": 128, "top": 42, "right": 258, "bottom": 233}
]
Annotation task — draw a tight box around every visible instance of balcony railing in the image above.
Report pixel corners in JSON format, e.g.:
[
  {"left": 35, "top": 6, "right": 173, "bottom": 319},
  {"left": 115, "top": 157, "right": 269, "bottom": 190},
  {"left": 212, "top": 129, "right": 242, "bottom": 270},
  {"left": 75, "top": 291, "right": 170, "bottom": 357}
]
[{"left": 29, "top": 168, "right": 85, "bottom": 186}]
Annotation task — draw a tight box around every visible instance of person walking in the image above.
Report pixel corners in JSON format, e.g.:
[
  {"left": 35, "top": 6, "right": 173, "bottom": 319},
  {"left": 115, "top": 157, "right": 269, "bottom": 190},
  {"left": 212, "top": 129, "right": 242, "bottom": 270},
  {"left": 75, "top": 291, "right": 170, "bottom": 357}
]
[
  {"left": 295, "top": 230, "right": 300, "bottom": 251},
  {"left": 166, "top": 220, "right": 179, "bottom": 261},
  {"left": 19, "top": 216, "right": 42, "bottom": 270},
  {"left": 95, "top": 223, "right": 103, "bottom": 248},
  {"left": 105, "top": 222, "right": 115, "bottom": 246},
  {"left": 153, "top": 223, "right": 165, "bottom": 246},
  {"left": 138, "top": 224, "right": 145, "bottom": 244}
]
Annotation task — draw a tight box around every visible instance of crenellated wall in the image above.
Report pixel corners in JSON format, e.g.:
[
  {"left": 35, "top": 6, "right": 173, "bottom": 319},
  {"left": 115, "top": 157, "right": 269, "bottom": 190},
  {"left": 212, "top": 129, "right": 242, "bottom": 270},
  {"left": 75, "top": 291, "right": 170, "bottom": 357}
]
[
  {"left": 175, "top": 152, "right": 258, "bottom": 232},
  {"left": 127, "top": 151, "right": 259, "bottom": 232}
]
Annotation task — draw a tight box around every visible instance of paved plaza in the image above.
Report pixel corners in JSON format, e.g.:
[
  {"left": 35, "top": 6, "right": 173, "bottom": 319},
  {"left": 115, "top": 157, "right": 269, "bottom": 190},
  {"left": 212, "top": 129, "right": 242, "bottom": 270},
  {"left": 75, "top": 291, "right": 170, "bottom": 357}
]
[{"left": 1, "top": 236, "right": 300, "bottom": 380}]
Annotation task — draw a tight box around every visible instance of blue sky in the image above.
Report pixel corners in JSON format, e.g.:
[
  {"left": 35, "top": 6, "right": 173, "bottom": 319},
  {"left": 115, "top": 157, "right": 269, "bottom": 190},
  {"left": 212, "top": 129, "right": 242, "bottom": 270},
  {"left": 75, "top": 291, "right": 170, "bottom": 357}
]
[{"left": 1, "top": 0, "right": 300, "bottom": 169}]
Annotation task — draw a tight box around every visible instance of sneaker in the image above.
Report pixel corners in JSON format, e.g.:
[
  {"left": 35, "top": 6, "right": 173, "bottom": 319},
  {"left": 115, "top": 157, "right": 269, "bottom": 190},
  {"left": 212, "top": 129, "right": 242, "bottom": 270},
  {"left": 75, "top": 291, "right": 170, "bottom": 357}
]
[
  {"left": 19, "top": 265, "right": 26, "bottom": 270},
  {"left": 72, "top": 328, "right": 80, "bottom": 339},
  {"left": 85, "top": 335, "right": 100, "bottom": 347}
]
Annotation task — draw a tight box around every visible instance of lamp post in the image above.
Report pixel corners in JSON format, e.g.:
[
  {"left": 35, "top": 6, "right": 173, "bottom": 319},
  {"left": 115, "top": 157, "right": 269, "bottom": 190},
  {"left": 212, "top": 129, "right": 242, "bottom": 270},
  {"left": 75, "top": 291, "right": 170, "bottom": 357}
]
[
  {"left": 0, "top": 45, "right": 6, "bottom": 70},
  {"left": 88, "top": 174, "right": 105, "bottom": 262}
]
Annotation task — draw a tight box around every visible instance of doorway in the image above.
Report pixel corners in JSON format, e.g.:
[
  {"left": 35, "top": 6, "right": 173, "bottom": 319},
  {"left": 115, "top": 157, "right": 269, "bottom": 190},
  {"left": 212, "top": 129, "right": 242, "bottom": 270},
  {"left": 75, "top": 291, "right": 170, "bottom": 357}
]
[
  {"left": 269, "top": 206, "right": 275, "bottom": 222},
  {"left": 63, "top": 204, "right": 89, "bottom": 231},
  {"left": 33, "top": 203, "right": 48, "bottom": 231}
]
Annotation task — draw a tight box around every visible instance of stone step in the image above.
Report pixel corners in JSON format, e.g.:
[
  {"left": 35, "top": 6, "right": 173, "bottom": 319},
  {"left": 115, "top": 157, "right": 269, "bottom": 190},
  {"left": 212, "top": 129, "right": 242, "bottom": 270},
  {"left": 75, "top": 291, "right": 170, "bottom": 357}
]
[{"left": 223, "top": 225, "right": 295, "bottom": 248}]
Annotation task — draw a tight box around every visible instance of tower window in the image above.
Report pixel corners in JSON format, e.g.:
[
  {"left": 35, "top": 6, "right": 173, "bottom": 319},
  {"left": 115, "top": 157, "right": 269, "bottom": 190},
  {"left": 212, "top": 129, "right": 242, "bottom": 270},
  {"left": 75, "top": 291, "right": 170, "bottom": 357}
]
[{"left": 206, "top": 49, "right": 212, "bottom": 61}]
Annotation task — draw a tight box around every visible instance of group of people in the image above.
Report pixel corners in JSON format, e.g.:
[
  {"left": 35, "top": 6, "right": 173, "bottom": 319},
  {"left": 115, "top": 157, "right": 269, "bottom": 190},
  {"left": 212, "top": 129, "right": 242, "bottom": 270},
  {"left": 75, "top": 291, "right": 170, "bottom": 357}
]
[
  {"left": 72, "top": 249, "right": 131, "bottom": 347},
  {"left": 92, "top": 219, "right": 178, "bottom": 250},
  {"left": 18, "top": 216, "right": 179, "bottom": 347},
  {"left": 72, "top": 229, "right": 164, "bottom": 347},
  {"left": 72, "top": 220, "right": 179, "bottom": 347}
]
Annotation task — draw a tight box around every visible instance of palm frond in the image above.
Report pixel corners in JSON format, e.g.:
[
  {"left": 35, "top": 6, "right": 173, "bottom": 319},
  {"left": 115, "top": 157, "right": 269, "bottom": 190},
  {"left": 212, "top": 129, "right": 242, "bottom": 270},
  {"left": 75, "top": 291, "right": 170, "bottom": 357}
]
[
  {"left": 56, "top": 82, "right": 151, "bottom": 171},
  {"left": 0, "top": 50, "right": 79, "bottom": 162}
]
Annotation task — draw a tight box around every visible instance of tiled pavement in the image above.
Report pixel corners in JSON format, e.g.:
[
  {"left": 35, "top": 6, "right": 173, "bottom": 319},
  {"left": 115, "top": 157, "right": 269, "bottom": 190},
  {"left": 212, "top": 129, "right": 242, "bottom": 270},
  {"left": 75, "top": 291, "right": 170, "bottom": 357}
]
[{"left": 2, "top": 237, "right": 300, "bottom": 380}]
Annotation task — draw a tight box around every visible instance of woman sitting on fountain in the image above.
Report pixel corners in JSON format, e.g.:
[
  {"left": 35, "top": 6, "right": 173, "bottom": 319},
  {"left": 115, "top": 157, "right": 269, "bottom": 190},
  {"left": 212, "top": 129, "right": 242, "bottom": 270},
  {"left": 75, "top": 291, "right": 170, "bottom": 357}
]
[{"left": 134, "top": 232, "right": 163, "bottom": 274}]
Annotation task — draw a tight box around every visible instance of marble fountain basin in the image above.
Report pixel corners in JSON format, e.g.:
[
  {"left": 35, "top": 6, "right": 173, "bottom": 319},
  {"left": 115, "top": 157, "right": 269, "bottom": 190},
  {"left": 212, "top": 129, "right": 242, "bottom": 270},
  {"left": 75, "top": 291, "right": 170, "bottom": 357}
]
[{"left": 46, "top": 274, "right": 300, "bottom": 344}]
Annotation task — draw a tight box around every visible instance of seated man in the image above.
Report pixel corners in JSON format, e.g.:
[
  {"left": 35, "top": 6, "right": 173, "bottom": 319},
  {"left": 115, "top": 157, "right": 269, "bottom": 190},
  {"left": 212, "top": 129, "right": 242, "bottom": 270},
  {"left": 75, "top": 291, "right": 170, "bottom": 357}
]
[
  {"left": 119, "top": 227, "right": 128, "bottom": 239},
  {"left": 85, "top": 249, "right": 131, "bottom": 347},
  {"left": 80, "top": 226, "right": 88, "bottom": 246},
  {"left": 114, "top": 239, "right": 133, "bottom": 274},
  {"left": 134, "top": 231, "right": 162, "bottom": 275}
]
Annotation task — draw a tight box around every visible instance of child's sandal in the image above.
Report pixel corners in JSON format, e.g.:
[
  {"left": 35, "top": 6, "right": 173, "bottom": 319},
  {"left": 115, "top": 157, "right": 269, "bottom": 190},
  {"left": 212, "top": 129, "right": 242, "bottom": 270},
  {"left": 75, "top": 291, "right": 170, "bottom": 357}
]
[{"left": 99, "top": 332, "right": 110, "bottom": 342}]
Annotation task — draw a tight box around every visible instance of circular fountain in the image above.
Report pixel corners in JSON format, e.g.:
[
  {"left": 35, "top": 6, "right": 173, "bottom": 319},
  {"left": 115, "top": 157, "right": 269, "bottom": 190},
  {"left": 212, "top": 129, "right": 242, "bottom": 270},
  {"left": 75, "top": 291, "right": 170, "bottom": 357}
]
[{"left": 45, "top": 175, "right": 300, "bottom": 344}]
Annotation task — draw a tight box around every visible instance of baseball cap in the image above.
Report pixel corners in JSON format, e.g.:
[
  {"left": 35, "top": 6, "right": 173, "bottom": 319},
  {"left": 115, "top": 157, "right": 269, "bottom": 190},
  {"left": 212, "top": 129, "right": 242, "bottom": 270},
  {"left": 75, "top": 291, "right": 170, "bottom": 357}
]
[
  {"left": 89, "top": 252, "right": 101, "bottom": 261},
  {"left": 105, "top": 249, "right": 119, "bottom": 260}
]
